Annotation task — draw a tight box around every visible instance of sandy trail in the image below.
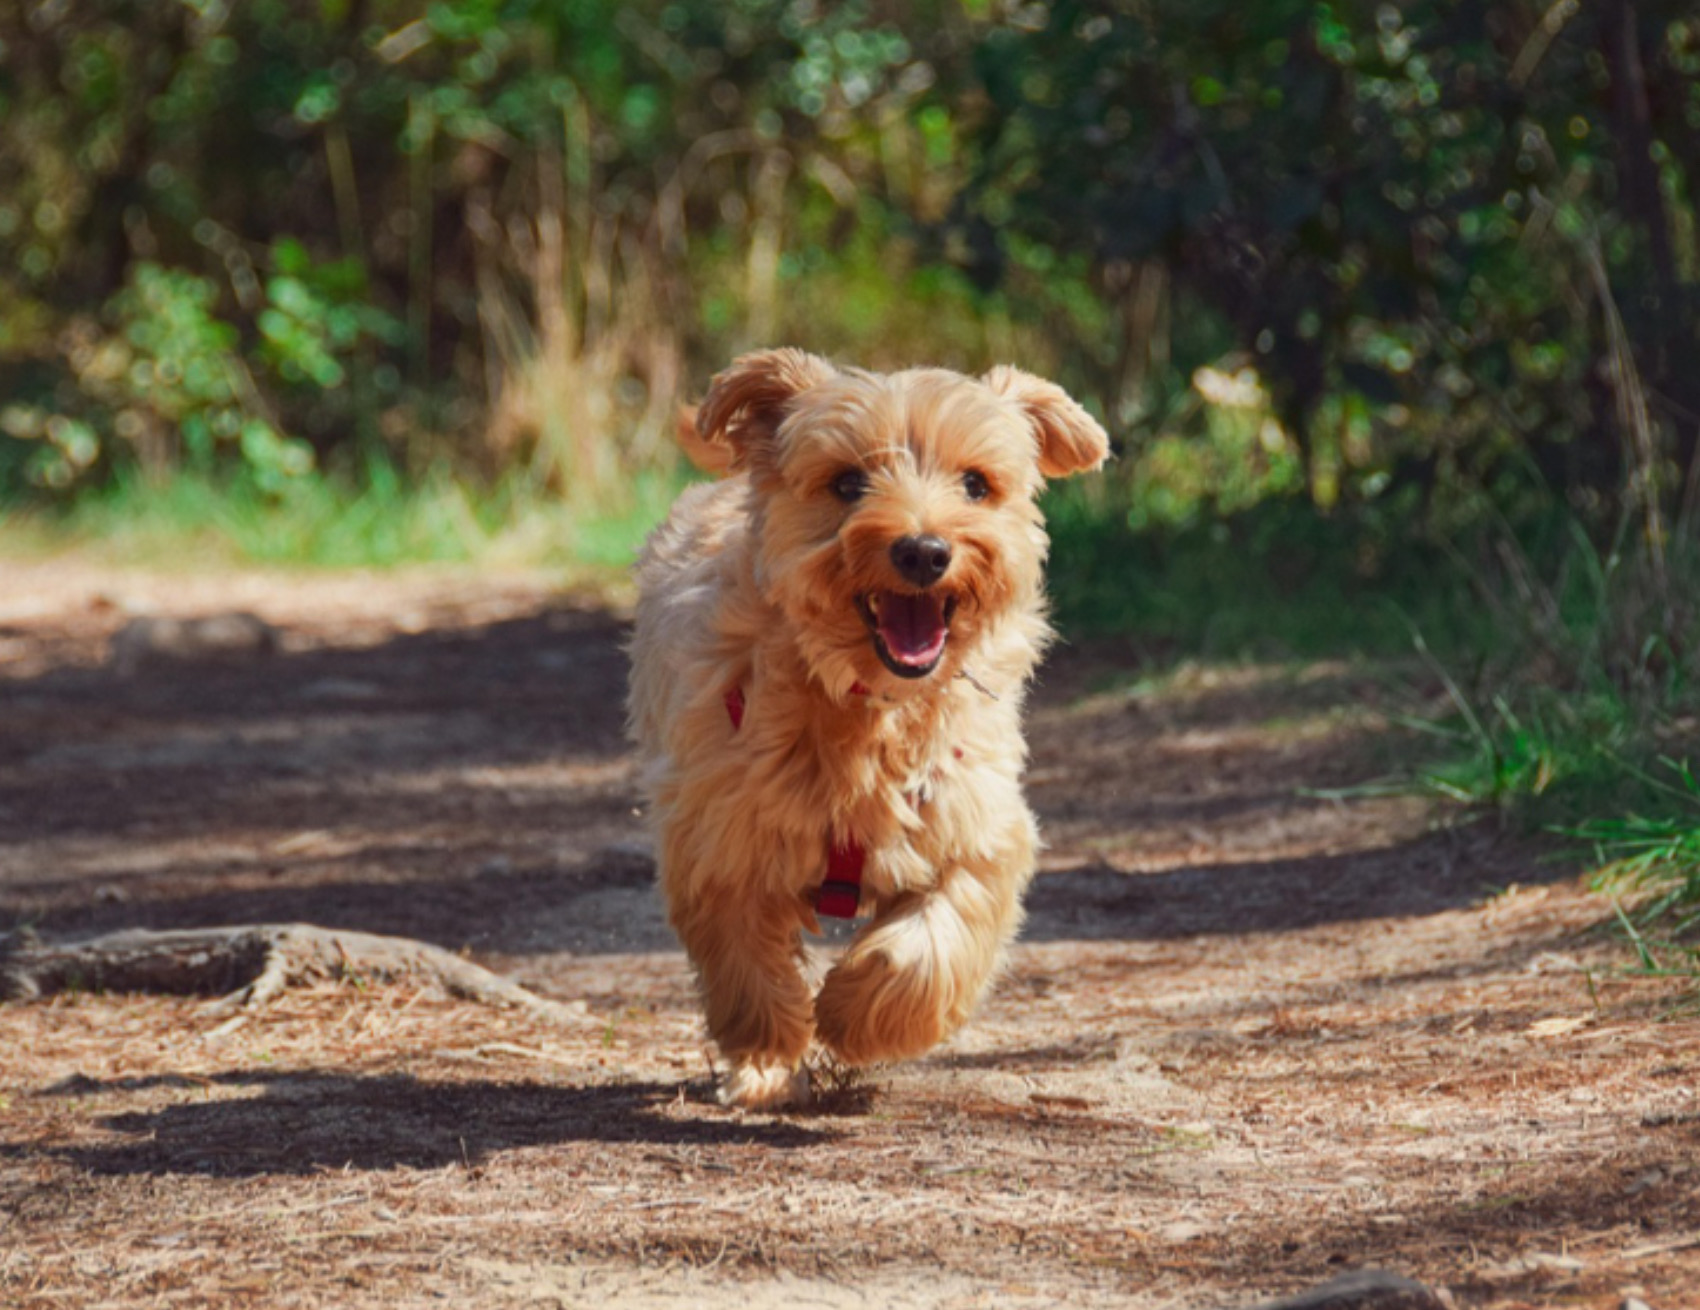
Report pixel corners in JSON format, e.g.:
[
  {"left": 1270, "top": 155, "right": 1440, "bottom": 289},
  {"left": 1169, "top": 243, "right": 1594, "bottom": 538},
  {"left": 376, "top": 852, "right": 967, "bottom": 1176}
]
[{"left": 1, "top": 562, "right": 1695, "bottom": 1309}]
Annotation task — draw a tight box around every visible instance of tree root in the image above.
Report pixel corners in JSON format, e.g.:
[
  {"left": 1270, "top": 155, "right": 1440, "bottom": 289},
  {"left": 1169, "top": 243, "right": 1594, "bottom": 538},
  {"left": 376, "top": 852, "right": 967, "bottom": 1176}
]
[{"left": 0, "top": 923, "right": 585, "bottom": 1021}]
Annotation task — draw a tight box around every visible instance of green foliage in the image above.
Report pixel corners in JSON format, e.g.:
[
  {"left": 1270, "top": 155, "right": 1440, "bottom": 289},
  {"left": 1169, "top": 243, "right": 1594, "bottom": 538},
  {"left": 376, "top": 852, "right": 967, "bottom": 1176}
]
[
  {"left": 1385, "top": 520, "right": 1700, "bottom": 983},
  {"left": 1577, "top": 759, "right": 1700, "bottom": 938},
  {"left": 4, "top": 0, "right": 1696, "bottom": 560},
  {"left": 1412, "top": 679, "right": 1638, "bottom": 810},
  {"left": 0, "top": 0, "right": 968, "bottom": 500},
  {"left": 1402, "top": 512, "right": 1698, "bottom": 791},
  {"left": 13, "top": 457, "right": 682, "bottom": 573},
  {"left": 258, "top": 240, "right": 402, "bottom": 394},
  {"left": 945, "top": 0, "right": 1700, "bottom": 529},
  {"left": 0, "top": 261, "right": 317, "bottom": 493},
  {"left": 1045, "top": 486, "right": 1483, "bottom": 659},
  {"left": 1119, "top": 367, "right": 1307, "bottom": 529},
  {"left": 1571, "top": 760, "right": 1700, "bottom": 981}
]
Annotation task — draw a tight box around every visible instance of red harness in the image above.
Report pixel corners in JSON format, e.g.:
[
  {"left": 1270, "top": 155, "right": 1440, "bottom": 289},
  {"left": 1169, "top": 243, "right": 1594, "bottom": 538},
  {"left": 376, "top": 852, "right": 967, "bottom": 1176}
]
[{"left": 724, "top": 684, "right": 866, "bottom": 919}]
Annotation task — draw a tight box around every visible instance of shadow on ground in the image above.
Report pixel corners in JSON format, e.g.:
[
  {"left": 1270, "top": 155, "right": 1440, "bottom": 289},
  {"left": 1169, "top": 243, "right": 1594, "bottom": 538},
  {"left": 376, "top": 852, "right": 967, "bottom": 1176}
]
[
  {"left": 9, "top": 1070, "right": 830, "bottom": 1177},
  {"left": 0, "top": 605, "right": 631, "bottom": 842},
  {"left": 2, "top": 595, "right": 1579, "bottom": 961},
  {"left": 1021, "top": 826, "right": 1579, "bottom": 944}
]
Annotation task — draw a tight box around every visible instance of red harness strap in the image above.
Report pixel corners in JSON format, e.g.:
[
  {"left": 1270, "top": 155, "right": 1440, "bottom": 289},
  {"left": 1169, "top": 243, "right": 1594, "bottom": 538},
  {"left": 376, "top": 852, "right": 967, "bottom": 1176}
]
[
  {"left": 724, "top": 683, "right": 864, "bottom": 919},
  {"left": 818, "top": 837, "right": 866, "bottom": 920}
]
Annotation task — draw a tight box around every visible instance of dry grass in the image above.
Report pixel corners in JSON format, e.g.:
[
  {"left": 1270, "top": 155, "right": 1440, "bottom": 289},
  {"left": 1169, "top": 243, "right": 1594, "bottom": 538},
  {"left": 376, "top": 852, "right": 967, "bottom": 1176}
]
[{"left": 471, "top": 195, "right": 684, "bottom": 508}]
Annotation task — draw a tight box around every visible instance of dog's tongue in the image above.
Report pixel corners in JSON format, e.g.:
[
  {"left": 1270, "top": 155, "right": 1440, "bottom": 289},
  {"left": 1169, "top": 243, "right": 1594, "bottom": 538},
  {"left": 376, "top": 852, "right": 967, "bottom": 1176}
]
[{"left": 878, "top": 591, "right": 948, "bottom": 667}]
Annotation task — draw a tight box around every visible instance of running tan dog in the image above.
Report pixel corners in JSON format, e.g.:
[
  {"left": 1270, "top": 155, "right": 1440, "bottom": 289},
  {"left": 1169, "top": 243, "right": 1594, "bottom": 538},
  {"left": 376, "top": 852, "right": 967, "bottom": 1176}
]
[{"left": 629, "top": 350, "right": 1107, "bottom": 1108}]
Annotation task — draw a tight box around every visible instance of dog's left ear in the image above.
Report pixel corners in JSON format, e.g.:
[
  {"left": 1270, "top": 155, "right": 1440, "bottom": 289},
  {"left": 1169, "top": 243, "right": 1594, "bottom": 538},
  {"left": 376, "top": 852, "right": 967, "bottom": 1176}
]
[
  {"left": 695, "top": 349, "right": 838, "bottom": 469},
  {"left": 983, "top": 366, "right": 1110, "bottom": 478}
]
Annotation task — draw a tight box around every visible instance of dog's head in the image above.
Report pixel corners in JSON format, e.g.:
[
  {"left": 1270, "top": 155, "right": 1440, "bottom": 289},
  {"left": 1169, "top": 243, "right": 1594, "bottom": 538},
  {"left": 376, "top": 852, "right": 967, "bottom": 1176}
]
[{"left": 694, "top": 349, "right": 1109, "bottom": 696}]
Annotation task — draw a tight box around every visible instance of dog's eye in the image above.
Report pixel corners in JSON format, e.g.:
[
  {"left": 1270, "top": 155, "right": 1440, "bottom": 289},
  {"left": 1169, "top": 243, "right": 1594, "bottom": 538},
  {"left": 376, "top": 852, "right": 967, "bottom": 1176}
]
[
  {"left": 962, "top": 470, "right": 992, "bottom": 502},
  {"left": 829, "top": 469, "right": 869, "bottom": 503}
]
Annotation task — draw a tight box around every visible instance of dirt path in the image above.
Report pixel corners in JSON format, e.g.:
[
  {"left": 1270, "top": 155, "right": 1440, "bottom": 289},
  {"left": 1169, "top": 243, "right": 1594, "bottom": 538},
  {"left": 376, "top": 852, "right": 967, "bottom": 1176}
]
[{"left": 2, "top": 561, "right": 1696, "bottom": 1309}]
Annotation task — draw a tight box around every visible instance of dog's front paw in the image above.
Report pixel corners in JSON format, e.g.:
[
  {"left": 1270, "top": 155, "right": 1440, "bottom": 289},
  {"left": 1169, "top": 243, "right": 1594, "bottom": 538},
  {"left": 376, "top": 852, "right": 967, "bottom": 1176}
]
[
  {"left": 719, "top": 1061, "right": 812, "bottom": 1111},
  {"left": 814, "top": 949, "right": 947, "bottom": 1067}
]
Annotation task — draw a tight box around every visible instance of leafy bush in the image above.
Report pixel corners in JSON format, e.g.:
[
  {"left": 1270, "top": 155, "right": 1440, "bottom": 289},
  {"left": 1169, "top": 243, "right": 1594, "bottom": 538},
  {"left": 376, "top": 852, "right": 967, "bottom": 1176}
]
[
  {"left": 5, "top": 1, "right": 1696, "bottom": 542},
  {"left": 945, "top": 0, "right": 1700, "bottom": 536},
  {"left": 0, "top": 0, "right": 977, "bottom": 507}
]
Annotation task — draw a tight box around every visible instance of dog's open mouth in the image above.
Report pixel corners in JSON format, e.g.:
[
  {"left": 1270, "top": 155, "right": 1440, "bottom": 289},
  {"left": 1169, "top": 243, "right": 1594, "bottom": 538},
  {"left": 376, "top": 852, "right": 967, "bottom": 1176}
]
[{"left": 856, "top": 591, "right": 958, "bottom": 679}]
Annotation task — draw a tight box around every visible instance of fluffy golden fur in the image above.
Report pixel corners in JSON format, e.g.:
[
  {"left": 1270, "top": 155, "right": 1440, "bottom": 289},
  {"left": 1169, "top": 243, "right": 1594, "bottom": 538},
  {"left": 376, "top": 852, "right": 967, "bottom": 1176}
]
[{"left": 628, "top": 350, "right": 1108, "bottom": 1109}]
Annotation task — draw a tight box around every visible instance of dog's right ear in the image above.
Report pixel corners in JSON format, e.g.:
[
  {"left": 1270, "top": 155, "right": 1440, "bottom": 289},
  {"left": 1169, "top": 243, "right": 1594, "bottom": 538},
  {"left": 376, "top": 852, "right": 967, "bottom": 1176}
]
[
  {"left": 673, "top": 404, "right": 734, "bottom": 476},
  {"left": 695, "top": 349, "right": 837, "bottom": 470}
]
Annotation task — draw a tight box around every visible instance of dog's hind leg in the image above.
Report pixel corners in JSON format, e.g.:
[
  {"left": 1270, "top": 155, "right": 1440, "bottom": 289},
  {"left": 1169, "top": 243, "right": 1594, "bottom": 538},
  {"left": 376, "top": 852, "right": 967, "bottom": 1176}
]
[
  {"left": 813, "top": 826, "right": 1033, "bottom": 1067},
  {"left": 668, "top": 890, "right": 816, "bottom": 1109}
]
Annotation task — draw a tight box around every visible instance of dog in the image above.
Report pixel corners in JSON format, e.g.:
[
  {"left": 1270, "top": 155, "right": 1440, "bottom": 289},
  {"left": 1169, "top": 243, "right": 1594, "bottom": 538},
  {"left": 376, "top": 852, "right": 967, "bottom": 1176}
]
[{"left": 628, "top": 349, "right": 1108, "bottom": 1108}]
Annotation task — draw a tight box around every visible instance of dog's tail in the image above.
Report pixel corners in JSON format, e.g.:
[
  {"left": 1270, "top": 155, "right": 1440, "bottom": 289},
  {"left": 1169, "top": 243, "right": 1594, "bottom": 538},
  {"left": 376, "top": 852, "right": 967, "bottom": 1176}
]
[{"left": 674, "top": 405, "right": 734, "bottom": 476}]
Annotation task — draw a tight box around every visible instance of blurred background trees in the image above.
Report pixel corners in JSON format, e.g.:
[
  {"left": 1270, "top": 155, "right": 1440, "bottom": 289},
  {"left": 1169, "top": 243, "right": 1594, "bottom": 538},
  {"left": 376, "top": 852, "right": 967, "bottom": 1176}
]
[{"left": 1, "top": 0, "right": 1696, "bottom": 566}]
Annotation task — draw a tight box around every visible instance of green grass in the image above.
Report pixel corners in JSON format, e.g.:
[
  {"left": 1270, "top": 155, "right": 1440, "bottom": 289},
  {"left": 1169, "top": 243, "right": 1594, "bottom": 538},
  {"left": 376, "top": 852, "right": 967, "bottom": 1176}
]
[
  {"left": 1044, "top": 479, "right": 1700, "bottom": 984},
  {"left": 1043, "top": 484, "right": 1489, "bottom": 660},
  {"left": 0, "top": 461, "right": 686, "bottom": 575},
  {"left": 1385, "top": 534, "right": 1700, "bottom": 979},
  {"left": 1368, "top": 661, "right": 1700, "bottom": 984},
  {"left": 1570, "top": 759, "right": 1700, "bottom": 968},
  {"left": 1403, "top": 638, "right": 1643, "bottom": 810}
]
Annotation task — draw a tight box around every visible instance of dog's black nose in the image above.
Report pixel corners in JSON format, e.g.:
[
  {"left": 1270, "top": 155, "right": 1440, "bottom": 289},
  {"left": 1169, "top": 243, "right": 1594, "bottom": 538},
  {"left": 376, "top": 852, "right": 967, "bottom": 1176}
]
[{"left": 890, "top": 534, "right": 953, "bottom": 587}]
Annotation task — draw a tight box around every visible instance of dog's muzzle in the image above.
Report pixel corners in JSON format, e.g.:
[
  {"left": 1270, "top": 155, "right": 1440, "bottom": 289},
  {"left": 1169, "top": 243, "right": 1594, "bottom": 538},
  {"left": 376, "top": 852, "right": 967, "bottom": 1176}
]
[{"left": 856, "top": 588, "right": 957, "bottom": 679}]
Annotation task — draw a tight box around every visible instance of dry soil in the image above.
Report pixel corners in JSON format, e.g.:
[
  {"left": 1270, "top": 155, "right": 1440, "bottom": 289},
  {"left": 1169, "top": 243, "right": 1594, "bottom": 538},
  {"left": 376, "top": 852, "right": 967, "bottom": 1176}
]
[{"left": 1, "top": 560, "right": 1695, "bottom": 1309}]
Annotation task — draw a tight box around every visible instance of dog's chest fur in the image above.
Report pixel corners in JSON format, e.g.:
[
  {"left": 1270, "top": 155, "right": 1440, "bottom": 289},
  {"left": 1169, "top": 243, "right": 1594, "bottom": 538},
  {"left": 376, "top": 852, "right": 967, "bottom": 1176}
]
[
  {"left": 659, "top": 652, "right": 1030, "bottom": 902},
  {"left": 766, "top": 678, "right": 1023, "bottom": 883}
]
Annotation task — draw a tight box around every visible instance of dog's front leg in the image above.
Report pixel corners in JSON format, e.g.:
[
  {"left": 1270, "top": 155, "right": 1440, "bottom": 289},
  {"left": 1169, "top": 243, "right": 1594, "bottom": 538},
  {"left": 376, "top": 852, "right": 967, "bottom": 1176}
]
[
  {"left": 813, "top": 827, "right": 1032, "bottom": 1067},
  {"left": 667, "top": 889, "right": 815, "bottom": 1109}
]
